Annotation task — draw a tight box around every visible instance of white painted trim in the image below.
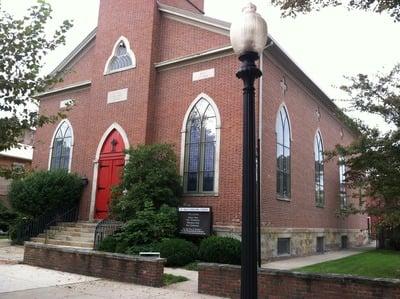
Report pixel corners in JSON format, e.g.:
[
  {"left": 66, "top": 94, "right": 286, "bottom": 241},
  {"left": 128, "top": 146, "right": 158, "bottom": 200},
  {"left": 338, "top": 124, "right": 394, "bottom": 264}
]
[
  {"left": 47, "top": 119, "right": 74, "bottom": 173},
  {"left": 89, "top": 123, "right": 130, "bottom": 221},
  {"left": 275, "top": 103, "right": 293, "bottom": 141},
  {"left": 315, "top": 129, "right": 324, "bottom": 153},
  {"left": 180, "top": 93, "right": 221, "bottom": 194},
  {"left": 155, "top": 46, "right": 232, "bottom": 70},
  {"left": 104, "top": 36, "right": 137, "bottom": 75},
  {"left": 37, "top": 80, "right": 91, "bottom": 98}
]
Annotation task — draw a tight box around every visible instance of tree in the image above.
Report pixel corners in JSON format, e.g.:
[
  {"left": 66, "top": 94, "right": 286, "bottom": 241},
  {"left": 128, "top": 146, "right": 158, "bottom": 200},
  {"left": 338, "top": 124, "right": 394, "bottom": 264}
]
[
  {"left": 271, "top": 0, "right": 400, "bottom": 21},
  {"left": 271, "top": 0, "right": 400, "bottom": 231},
  {"left": 110, "top": 143, "right": 182, "bottom": 222},
  {"left": 329, "top": 64, "right": 400, "bottom": 228},
  {"left": 0, "top": 0, "right": 72, "bottom": 152}
]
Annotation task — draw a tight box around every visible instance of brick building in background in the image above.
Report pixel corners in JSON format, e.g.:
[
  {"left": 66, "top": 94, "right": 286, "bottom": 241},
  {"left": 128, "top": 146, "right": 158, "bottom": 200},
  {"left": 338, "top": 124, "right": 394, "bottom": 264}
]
[
  {"left": 0, "top": 130, "right": 34, "bottom": 208},
  {"left": 33, "top": 0, "right": 369, "bottom": 260}
]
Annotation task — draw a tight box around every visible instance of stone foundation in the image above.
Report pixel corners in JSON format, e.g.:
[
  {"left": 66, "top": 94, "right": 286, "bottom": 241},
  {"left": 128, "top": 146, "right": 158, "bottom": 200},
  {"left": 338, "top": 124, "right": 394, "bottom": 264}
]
[{"left": 214, "top": 226, "right": 369, "bottom": 261}]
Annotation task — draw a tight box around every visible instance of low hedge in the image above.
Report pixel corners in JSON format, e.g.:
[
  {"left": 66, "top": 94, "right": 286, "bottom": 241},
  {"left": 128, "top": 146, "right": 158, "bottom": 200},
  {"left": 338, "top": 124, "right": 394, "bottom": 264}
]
[
  {"left": 199, "top": 236, "right": 241, "bottom": 265},
  {"left": 158, "top": 238, "right": 198, "bottom": 267}
]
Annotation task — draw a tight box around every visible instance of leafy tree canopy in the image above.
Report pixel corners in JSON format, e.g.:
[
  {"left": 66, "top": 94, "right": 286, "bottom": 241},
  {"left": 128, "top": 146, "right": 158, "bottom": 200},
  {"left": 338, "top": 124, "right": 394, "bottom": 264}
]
[
  {"left": 272, "top": 0, "right": 400, "bottom": 21},
  {"left": 0, "top": 0, "right": 72, "bottom": 152},
  {"left": 328, "top": 64, "right": 400, "bottom": 228}
]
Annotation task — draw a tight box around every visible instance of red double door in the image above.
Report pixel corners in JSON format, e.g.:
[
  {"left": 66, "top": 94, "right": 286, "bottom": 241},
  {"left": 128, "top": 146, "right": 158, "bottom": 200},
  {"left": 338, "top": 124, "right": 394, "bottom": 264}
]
[{"left": 95, "top": 129, "right": 125, "bottom": 219}]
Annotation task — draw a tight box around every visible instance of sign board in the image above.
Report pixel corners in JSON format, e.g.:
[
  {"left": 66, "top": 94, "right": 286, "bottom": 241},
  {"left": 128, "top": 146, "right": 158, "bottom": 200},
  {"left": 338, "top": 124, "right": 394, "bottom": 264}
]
[{"left": 178, "top": 207, "right": 212, "bottom": 236}]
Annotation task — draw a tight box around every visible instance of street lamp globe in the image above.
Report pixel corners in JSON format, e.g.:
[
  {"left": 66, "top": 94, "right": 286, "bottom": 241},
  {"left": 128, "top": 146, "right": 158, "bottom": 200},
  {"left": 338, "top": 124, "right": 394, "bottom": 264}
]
[{"left": 230, "top": 2, "right": 268, "bottom": 56}]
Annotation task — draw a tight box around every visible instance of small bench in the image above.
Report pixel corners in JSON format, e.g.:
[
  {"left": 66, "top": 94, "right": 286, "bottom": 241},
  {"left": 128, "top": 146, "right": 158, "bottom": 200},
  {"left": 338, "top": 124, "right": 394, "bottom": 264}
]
[{"left": 139, "top": 252, "right": 161, "bottom": 258}]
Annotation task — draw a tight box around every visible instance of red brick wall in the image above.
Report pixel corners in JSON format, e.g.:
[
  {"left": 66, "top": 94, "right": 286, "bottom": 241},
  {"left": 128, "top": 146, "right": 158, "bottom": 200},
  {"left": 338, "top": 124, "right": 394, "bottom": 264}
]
[
  {"left": 24, "top": 242, "right": 165, "bottom": 287},
  {"left": 198, "top": 263, "right": 400, "bottom": 299},
  {"left": 151, "top": 54, "right": 243, "bottom": 226},
  {"left": 261, "top": 55, "right": 367, "bottom": 230},
  {"left": 157, "top": 16, "right": 229, "bottom": 62},
  {"left": 159, "top": 0, "right": 204, "bottom": 13}
]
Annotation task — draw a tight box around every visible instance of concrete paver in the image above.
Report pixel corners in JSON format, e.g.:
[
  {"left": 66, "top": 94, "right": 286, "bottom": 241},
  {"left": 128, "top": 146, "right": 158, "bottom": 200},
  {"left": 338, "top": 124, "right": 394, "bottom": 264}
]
[
  {"left": 0, "top": 245, "right": 24, "bottom": 264},
  {"left": 164, "top": 267, "right": 199, "bottom": 293}
]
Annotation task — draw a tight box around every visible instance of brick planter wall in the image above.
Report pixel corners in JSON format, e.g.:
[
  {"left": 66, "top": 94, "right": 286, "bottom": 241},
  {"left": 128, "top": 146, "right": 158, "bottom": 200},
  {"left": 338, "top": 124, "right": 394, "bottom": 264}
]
[
  {"left": 198, "top": 263, "right": 400, "bottom": 299},
  {"left": 24, "top": 242, "right": 165, "bottom": 287}
]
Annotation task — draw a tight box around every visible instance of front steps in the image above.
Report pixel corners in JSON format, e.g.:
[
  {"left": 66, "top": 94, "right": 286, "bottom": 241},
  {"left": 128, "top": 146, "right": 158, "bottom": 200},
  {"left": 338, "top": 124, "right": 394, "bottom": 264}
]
[{"left": 30, "top": 221, "right": 98, "bottom": 249}]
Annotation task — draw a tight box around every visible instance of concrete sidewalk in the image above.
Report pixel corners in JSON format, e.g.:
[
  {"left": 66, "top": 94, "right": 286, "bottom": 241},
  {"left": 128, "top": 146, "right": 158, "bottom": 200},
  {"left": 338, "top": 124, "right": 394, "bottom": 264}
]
[
  {"left": 0, "top": 264, "right": 222, "bottom": 299},
  {"left": 0, "top": 245, "right": 223, "bottom": 299},
  {"left": 0, "top": 244, "right": 24, "bottom": 264},
  {"left": 262, "top": 245, "right": 374, "bottom": 270}
]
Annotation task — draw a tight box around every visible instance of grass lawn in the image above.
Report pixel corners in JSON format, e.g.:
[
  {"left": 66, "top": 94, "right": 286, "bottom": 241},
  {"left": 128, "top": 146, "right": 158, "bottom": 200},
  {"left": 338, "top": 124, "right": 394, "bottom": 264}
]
[
  {"left": 0, "top": 235, "right": 9, "bottom": 239},
  {"left": 296, "top": 250, "right": 400, "bottom": 279},
  {"left": 162, "top": 273, "right": 188, "bottom": 286}
]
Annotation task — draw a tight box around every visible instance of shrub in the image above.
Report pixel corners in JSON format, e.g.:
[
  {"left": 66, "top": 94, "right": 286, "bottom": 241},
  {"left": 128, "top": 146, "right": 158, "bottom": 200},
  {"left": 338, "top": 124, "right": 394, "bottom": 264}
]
[
  {"left": 8, "top": 170, "right": 84, "bottom": 218},
  {"left": 158, "top": 238, "right": 198, "bottom": 267},
  {"left": 98, "top": 235, "right": 118, "bottom": 252},
  {"left": 199, "top": 236, "right": 241, "bottom": 265},
  {"left": 110, "top": 144, "right": 182, "bottom": 221},
  {"left": 110, "top": 203, "right": 178, "bottom": 253},
  {"left": 0, "top": 202, "right": 17, "bottom": 232}
]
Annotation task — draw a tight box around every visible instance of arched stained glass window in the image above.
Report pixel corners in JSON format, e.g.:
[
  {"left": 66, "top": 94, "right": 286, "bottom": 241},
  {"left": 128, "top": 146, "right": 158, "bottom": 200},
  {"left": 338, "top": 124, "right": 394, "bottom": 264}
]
[
  {"left": 50, "top": 121, "right": 73, "bottom": 171},
  {"left": 314, "top": 131, "right": 325, "bottom": 206},
  {"left": 184, "top": 98, "right": 217, "bottom": 193},
  {"left": 276, "top": 106, "right": 291, "bottom": 198},
  {"left": 339, "top": 156, "right": 347, "bottom": 209},
  {"left": 105, "top": 37, "right": 136, "bottom": 74}
]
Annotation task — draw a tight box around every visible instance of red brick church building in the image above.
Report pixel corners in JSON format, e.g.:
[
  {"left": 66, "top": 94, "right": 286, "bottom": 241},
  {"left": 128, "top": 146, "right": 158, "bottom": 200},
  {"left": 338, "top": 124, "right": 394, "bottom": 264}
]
[{"left": 33, "top": 0, "right": 369, "bottom": 259}]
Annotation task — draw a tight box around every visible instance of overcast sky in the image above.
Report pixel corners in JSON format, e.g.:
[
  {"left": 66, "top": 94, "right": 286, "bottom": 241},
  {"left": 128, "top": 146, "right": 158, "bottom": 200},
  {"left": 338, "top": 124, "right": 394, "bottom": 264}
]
[{"left": 2, "top": 0, "right": 399, "bottom": 128}]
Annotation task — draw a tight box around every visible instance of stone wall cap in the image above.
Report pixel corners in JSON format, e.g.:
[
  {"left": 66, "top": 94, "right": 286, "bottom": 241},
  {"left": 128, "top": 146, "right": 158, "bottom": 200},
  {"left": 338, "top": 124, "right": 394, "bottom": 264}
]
[
  {"left": 24, "top": 242, "right": 166, "bottom": 263},
  {"left": 198, "top": 262, "right": 400, "bottom": 287}
]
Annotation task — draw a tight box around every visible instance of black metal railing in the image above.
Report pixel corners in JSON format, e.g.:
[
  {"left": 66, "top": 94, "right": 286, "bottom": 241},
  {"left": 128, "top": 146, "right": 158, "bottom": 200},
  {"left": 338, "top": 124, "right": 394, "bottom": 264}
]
[
  {"left": 94, "top": 219, "right": 123, "bottom": 249},
  {"left": 14, "top": 205, "right": 79, "bottom": 245}
]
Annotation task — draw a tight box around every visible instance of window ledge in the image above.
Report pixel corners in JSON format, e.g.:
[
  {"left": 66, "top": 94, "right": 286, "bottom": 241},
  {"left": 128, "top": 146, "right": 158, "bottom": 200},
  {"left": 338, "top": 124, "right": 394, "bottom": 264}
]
[
  {"left": 104, "top": 65, "right": 136, "bottom": 76},
  {"left": 277, "top": 253, "right": 291, "bottom": 257},
  {"left": 316, "top": 205, "right": 325, "bottom": 208},
  {"left": 183, "top": 193, "right": 219, "bottom": 198},
  {"left": 276, "top": 196, "right": 291, "bottom": 202}
]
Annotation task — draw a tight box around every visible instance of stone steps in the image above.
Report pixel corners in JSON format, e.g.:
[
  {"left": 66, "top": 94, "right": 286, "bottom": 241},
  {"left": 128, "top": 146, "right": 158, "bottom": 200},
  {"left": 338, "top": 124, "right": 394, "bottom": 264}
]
[
  {"left": 29, "top": 221, "right": 97, "bottom": 249},
  {"left": 31, "top": 237, "right": 94, "bottom": 248}
]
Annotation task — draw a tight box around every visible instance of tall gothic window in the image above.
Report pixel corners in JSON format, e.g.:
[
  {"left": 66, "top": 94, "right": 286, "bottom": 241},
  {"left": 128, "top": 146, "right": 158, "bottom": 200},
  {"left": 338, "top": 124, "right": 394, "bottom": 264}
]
[
  {"left": 184, "top": 98, "right": 217, "bottom": 193},
  {"left": 105, "top": 37, "right": 136, "bottom": 74},
  {"left": 50, "top": 121, "right": 73, "bottom": 171},
  {"left": 339, "top": 157, "right": 347, "bottom": 209},
  {"left": 314, "top": 131, "right": 325, "bottom": 206},
  {"left": 276, "top": 106, "right": 291, "bottom": 198}
]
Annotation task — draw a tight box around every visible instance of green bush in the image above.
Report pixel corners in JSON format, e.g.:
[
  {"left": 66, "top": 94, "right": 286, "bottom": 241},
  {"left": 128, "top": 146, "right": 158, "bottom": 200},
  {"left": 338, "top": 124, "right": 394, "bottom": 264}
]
[
  {"left": 110, "top": 144, "right": 182, "bottom": 221},
  {"left": 158, "top": 238, "right": 198, "bottom": 267},
  {"left": 98, "top": 235, "right": 118, "bottom": 252},
  {"left": 108, "top": 203, "right": 178, "bottom": 254},
  {"left": 0, "top": 202, "right": 17, "bottom": 232},
  {"left": 199, "top": 236, "right": 241, "bottom": 265},
  {"left": 8, "top": 170, "right": 84, "bottom": 218}
]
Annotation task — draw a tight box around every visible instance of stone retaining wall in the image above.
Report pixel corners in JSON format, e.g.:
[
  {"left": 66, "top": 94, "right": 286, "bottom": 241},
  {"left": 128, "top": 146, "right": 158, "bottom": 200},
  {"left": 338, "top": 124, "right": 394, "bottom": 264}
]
[
  {"left": 24, "top": 242, "right": 165, "bottom": 287},
  {"left": 198, "top": 263, "right": 400, "bottom": 299},
  {"left": 215, "top": 226, "right": 369, "bottom": 260}
]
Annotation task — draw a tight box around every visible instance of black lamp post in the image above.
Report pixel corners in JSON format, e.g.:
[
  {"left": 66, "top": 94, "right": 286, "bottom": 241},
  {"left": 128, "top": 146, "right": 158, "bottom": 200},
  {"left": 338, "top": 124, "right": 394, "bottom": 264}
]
[{"left": 230, "top": 3, "right": 268, "bottom": 299}]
